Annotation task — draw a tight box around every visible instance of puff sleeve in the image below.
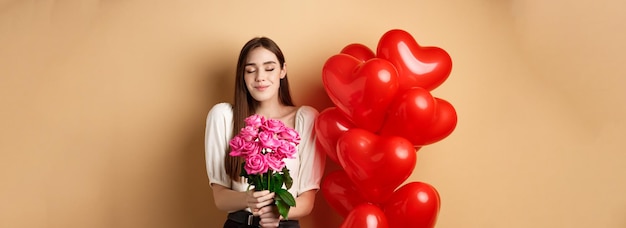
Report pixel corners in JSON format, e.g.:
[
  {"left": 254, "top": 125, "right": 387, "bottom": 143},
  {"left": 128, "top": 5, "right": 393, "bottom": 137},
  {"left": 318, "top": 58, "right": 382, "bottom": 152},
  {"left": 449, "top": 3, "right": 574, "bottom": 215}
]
[
  {"left": 204, "top": 103, "right": 234, "bottom": 188},
  {"left": 295, "top": 106, "right": 326, "bottom": 195}
]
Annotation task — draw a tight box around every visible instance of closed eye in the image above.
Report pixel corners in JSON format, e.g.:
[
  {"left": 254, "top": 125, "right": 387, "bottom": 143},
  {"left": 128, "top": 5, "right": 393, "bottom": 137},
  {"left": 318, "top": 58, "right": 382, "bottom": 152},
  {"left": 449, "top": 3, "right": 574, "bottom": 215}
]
[{"left": 245, "top": 66, "right": 257, "bottom": 73}]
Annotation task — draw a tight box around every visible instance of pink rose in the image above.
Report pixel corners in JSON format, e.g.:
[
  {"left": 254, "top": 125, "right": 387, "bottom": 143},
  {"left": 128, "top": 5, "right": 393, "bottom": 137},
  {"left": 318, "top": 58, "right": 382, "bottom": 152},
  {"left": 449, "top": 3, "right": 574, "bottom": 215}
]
[
  {"left": 265, "top": 152, "right": 286, "bottom": 172},
  {"left": 240, "top": 141, "right": 261, "bottom": 156},
  {"left": 245, "top": 114, "right": 265, "bottom": 129},
  {"left": 277, "top": 140, "right": 297, "bottom": 159},
  {"left": 229, "top": 135, "right": 245, "bottom": 150},
  {"left": 245, "top": 153, "right": 268, "bottom": 175},
  {"left": 229, "top": 135, "right": 246, "bottom": 157},
  {"left": 262, "top": 118, "right": 285, "bottom": 133},
  {"left": 277, "top": 127, "right": 300, "bottom": 144},
  {"left": 239, "top": 125, "right": 259, "bottom": 142},
  {"left": 258, "top": 131, "right": 281, "bottom": 150}
]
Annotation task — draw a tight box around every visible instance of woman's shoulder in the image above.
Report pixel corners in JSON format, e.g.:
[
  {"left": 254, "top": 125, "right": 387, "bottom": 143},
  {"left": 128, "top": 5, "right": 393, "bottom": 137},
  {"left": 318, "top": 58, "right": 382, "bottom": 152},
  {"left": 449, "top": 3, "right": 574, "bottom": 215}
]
[
  {"left": 296, "top": 105, "right": 319, "bottom": 120},
  {"left": 211, "top": 102, "right": 233, "bottom": 111},
  {"left": 207, "top": 102, "right": 233, "bottom": 119}
]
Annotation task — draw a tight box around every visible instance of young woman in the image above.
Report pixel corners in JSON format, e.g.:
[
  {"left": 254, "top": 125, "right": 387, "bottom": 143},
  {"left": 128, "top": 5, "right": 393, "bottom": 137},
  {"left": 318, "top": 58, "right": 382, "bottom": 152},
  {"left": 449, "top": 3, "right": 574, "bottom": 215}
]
[{"left": 205, "top": 37, "right": 325, "bottom": 228}]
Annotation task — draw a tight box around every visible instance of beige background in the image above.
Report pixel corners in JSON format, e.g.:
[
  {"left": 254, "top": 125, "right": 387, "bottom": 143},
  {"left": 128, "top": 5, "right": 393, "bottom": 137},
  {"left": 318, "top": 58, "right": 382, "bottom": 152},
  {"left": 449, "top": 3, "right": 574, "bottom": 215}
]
[{"left": 1, "top": 0, "right": 625, "bottom": 227}]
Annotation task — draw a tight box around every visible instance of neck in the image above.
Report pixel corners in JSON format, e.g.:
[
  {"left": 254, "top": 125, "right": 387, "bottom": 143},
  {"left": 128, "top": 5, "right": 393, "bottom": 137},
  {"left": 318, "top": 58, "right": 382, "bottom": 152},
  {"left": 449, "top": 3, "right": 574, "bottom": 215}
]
[{"left": 255, "top": 100, "right": 288, "bottom": 119}]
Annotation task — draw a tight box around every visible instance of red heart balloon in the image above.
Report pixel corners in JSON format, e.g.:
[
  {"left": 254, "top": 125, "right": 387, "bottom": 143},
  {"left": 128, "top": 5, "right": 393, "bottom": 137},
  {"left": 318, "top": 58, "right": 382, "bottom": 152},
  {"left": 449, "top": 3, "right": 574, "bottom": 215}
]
[
  {"left": 418, "top": 97, "right": 457, "bottom": 145},
  {"left": 340, "top": 203, "right": 389, "bottom": 228},
  {"left": 383, "top": 182, "right": 441, "bottom": 228},
  {"left": 377, "top": 29, "right": 452, "bottom": 91},
  {"left": 322, "top": 54, "right": 400, "bottom": 132},
  {"left": 379, "top": 86, "right": 436, "bottom": 134},
  {"left": 314, "top": 107, "right": 355, "bottom": 164},
  {"left": 380, "top": 93, "right": 457, "bottom": 146},
  {"left": 341, "top": 43, "right": 375, "bottom": 62},
  {"left": 322, "top": 54, "right": 360, "bottom": 114},
  {"left": 321, "top": 170, "right": 368, "bottom": 218},
  {"left": 336, "top": 129, "right": 417, "bottom": 203}
]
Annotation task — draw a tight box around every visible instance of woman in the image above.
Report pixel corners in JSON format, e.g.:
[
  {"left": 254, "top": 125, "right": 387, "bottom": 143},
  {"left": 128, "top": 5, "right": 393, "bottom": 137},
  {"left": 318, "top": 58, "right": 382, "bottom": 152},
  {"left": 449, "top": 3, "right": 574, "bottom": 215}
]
[{"left": 205, "top": 37, "right": 325, "bottom": 228}]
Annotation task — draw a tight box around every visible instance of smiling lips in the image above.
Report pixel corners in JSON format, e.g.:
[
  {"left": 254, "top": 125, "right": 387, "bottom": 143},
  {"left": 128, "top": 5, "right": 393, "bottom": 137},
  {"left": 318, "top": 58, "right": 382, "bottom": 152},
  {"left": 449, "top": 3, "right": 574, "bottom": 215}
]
[{"left": 255, "top": 85, "right": 269, "bottom": 91}]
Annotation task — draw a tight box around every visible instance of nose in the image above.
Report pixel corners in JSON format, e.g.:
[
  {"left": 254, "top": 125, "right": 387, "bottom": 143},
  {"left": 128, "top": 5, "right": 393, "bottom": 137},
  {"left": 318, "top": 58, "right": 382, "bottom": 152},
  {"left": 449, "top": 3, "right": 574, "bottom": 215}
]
[{"left": 254, "top": 71, "right": 267, "bottom": 82}]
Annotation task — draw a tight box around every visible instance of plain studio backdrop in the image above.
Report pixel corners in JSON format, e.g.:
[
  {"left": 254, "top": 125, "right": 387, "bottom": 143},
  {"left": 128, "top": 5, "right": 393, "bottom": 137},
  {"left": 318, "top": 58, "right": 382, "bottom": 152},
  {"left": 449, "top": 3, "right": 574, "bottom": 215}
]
[{"left": 1, "top": 0, "right": 625, "bottom": 227}]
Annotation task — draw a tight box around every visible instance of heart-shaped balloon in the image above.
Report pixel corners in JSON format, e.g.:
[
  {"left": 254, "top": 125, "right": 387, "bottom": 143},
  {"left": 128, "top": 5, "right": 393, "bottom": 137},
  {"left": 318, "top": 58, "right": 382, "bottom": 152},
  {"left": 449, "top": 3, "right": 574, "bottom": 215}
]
[
  {"left": 314, "top": 107, "right": 355, "bottom": 164},
  {"left": 379, "top": 86, "right": 436, "bottom": 134},
  {"left": 322, "top": 54, "right": 400, "bottom": 132},
  {"left": 336, "top": 128, "right": 417, "bottom": 203},
  {"left": 380, "top": 93, "right": 457, "bottom": 146},
  {"left": 321, "top": 170, "right": 368, "bottom": 218},
  {"left": 340, "top": 203, "right": 389, "bottom": 228},
  {"left": 341, "top": 43, "right": 375, "bottom": 62},
  {"left": 377, "top": 29, "right": 452, "bottom": 91},
  {"left": 383, "top": 182, "right": 440, "bottom": 228},
  {"left": 416, "top": 97, "right": 457, "bottom": 145}
]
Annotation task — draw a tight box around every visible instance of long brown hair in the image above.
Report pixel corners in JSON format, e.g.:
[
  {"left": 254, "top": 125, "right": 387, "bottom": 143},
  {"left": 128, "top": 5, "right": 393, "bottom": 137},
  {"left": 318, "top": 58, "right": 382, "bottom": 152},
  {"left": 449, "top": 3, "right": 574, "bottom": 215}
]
[{"left": 227, "top": 37, "right": 295, "bottom": 181}]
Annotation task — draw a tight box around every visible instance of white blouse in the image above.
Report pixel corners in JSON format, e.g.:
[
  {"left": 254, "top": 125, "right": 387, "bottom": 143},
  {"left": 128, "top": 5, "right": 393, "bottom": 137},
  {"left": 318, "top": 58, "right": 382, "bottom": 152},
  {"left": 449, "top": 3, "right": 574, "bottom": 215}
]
[{"left": 205, "top": 103, "right": 325, "bottom": 203}]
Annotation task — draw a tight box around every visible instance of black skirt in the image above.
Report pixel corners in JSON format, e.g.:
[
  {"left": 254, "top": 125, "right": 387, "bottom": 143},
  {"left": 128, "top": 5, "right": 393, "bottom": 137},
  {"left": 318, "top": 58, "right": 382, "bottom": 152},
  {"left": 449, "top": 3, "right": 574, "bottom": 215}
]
[{"left": 224, "top": 210, "right": 300, "bottom": 228}]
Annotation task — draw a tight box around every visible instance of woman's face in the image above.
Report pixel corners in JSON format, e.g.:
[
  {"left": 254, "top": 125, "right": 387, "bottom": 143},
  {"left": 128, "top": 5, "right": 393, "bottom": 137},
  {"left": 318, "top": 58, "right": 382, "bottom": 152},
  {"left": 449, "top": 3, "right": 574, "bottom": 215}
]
[{"left": 243, "top": 47, "right": 286, "bottom": 104}]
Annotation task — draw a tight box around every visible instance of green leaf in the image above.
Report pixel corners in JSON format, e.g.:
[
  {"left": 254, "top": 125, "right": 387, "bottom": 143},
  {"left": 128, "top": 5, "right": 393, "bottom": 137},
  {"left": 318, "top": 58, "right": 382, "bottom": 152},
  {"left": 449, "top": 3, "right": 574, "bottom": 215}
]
[
  {"left": 272, "top": 174, "right": 284, "bottom": 193},
  {"left": 282, "top": 167, "right": 293, "bottom": 190},
  {"left": 275, "top": 188, "right": 296, "bottom": 207},
  {"left": 275, "top": 198, "right": 289, "bottom": 220}
]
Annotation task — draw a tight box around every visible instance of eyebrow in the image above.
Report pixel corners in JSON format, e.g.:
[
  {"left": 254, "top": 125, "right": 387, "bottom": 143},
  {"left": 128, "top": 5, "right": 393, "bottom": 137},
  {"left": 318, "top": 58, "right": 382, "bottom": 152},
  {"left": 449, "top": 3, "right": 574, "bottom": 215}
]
[{"left": 245, "top": 61, "right": 278, "bottom": 67}]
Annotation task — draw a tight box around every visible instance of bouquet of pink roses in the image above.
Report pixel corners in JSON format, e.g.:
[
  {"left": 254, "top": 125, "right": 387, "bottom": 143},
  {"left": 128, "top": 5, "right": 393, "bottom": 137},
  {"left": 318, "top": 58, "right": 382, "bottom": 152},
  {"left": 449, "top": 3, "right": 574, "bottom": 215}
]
[{"left": 229, "top": 114, "right": 300, "bottom": 219}]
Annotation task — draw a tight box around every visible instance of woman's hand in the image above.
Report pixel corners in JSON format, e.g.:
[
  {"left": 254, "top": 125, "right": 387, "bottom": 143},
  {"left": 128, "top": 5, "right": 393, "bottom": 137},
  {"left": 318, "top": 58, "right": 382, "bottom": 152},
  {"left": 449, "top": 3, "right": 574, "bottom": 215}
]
[
  {"left": 246, "top": 190, "right": 275, "bottom": 216},
  {"left": 258, "top": 205, "right": 280, "bottom": 228}
]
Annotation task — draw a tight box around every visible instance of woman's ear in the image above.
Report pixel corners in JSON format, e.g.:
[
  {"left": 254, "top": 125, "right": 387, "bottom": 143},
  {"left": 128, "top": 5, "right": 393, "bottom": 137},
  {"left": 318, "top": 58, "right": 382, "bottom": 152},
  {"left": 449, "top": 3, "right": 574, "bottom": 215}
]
[{"left": 280, "top": 63, "right": 287, "bottom": 79}]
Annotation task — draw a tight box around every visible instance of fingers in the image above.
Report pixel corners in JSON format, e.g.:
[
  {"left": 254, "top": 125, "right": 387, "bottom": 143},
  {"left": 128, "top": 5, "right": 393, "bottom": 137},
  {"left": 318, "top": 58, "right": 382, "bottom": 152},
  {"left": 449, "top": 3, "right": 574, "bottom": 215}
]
[
  {"left": 252, "top": 191, "right": 275, "bottom": 202},
  {"left": 257, "top": 205, "right": 277, "bottom": 216},
  {"left": 253, "top": 199, "right": 274, "bottom": 210},
  {"left": 258, "top": 206, "right": 280, "bottom": 228},
  {"left": 246, "top": 190, "right": 275, "bottom": 211}
]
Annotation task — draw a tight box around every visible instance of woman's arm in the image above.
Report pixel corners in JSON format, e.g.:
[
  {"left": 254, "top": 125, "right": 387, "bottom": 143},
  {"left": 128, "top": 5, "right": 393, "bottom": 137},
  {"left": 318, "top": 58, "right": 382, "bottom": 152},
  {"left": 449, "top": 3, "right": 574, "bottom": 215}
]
[
  {"left": 211, "top": 184, "right": 276, "bottom": 214},
  {"left": 286, "top": 190, "right": 317, "bottom": 220},
  {"left": 211, "top": 184, "right": 247, "bottom": 212}
]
